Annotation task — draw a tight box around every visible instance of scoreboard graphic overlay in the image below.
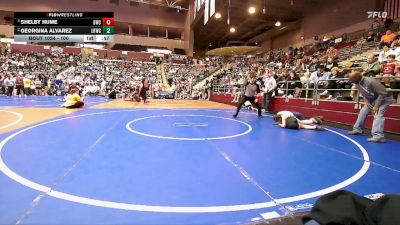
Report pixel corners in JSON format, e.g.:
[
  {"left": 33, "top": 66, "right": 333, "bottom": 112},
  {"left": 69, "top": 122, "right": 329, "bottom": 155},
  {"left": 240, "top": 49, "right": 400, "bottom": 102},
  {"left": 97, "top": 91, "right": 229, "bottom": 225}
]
[{"left": 14, "top": 12, "right": 114, "bottom": 43}]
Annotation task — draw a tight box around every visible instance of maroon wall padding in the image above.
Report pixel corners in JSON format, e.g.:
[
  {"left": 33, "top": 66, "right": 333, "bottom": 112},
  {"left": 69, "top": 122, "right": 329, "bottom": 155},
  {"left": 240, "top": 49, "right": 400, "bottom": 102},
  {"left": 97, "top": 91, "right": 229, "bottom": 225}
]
[
  {"left": 210, "top": 93, "right": 236, "bottom": 106},
  {"left": 210, "top": 93, "right": 400, "bottom": 134},
  {"left": 11, "top": 43, "right": 50, "bottom": 54},
  {"left": 271, "top": 98, "right": 400, "bottom": 134},
  {"left": 63, "top": 47, "right": 81, "bottom": 55}
]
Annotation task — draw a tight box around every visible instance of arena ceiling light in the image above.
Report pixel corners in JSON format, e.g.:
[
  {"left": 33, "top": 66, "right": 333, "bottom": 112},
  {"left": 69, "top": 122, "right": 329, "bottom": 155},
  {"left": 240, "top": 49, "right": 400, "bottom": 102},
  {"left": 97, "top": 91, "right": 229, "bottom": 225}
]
[
  {"left": 275, "top": 21, "right": 282, "bottom": 27},
  {"left": 230, "top": 27, "right": 236, "bottom": 33},
  {"left": 248, "top": 6, "right": 256, "bottom": 14},
  {"left": 215, "top": 12, "right": 222, "bottom": 19}
]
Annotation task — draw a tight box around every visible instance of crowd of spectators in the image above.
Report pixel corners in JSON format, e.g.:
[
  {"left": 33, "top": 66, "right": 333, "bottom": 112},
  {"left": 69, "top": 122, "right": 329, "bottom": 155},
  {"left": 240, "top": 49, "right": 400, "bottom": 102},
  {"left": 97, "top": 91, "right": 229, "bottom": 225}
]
[
  {"left": 1, "top": 24, "right": 400, "bottom": 104},
  {"left": 210, "top": 27, "right": 400, "bottom": 107}
]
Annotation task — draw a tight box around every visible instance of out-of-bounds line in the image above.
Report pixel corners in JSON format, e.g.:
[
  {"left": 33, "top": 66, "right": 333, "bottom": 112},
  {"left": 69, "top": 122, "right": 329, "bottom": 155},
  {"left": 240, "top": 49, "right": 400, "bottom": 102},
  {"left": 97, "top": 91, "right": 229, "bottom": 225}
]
[{"left": 14, "top": 112, "right": 128, "bottom": 225}]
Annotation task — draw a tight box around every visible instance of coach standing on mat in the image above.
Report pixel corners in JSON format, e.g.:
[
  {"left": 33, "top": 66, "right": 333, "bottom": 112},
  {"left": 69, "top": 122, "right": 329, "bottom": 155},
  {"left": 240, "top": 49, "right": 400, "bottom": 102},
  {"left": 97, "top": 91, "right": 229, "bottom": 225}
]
[
  {"left": 348, "top": 71, "right": 393, "bottom": 142},
  {"left": 233, "top": 73, "right": 263, "bottom": 118}
]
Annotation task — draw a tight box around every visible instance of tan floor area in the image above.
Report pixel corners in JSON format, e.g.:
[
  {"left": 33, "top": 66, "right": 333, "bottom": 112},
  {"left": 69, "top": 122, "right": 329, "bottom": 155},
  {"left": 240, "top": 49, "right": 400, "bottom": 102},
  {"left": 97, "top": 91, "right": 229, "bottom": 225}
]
[
  {"left": 91, "top": 99, "right": 235, "bottom": 109},
  {"left": 0, "top": 100, "right": 234, "bottom": 134},
  {"left": 0, "top": 108, "right": 76, "bottom": 134}
]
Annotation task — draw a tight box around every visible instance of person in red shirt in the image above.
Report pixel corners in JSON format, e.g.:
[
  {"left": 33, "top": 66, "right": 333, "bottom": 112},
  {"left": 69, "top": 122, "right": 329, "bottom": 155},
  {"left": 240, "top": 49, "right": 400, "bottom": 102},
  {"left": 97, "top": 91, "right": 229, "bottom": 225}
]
[
  {"left": 15, "top": 75, "right": 24, "bottom": 96},
  {"left": 380, "top": 54, "right": 399, "bottom": 100}
]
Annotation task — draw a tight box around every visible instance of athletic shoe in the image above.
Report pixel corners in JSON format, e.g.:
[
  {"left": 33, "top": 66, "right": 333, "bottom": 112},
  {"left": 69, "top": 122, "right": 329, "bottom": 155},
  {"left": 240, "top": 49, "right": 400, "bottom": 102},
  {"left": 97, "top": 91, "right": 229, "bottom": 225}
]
[
  {"left": 325, "top": 95, "right": 333, "bottom": 100},
  {"left": 258, "top": 114, "right": 264, "bottom": 118},
  {"left": 233, "top": 114, "right": 238, "bottom": 118},
  {"left": 316, "top": 125, "right": 325, "bottom": 131},
  {"left": 320, "top": 90, "right": 328, "bottom": 96},
  {"left": 367, "top": 137, "right": 386, "bottom": 143},
  {"left": 348, "top": 130, "right": 362, "bottom": 135},
  {"left": 314, "top": 117, "right": 323, "bottom": 125}
]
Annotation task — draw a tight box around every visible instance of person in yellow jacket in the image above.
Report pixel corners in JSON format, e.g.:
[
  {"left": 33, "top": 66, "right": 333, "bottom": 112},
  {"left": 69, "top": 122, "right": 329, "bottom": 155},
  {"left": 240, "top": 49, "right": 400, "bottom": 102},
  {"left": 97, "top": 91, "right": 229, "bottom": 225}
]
[{"left": 62, "top": 89, "right": 84, "bottom": 109}]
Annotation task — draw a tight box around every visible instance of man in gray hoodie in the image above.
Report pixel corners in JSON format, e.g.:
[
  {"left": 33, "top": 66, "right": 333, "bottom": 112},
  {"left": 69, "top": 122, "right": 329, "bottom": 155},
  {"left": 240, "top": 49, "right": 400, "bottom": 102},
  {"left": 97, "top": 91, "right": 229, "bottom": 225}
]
[{"left": 348, "top": 71, "right": 393, "bottom": 142}]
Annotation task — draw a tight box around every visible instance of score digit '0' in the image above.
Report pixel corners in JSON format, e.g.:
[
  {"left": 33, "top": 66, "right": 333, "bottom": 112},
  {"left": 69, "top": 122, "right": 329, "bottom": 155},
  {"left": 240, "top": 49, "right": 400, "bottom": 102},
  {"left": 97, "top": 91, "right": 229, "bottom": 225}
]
[{"left": 102, "top": 18, "right": 114, "bottom": 26}]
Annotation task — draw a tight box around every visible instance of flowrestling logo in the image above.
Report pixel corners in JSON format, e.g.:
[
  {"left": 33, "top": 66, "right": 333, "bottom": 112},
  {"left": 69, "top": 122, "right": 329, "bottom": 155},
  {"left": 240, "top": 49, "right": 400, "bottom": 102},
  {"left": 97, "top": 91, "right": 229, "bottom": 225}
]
[{"left": 367, "top": 11, "right": 388, "bottom": 19}]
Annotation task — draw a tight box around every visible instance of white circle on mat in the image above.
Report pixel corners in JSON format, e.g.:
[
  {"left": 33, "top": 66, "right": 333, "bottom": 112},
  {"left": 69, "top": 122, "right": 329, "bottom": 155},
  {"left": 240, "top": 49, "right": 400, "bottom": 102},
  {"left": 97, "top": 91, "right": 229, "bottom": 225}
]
[
  {"left": 0, "top": 109, "right": 370, "bottom": 213},
  {"left": 126, "top": 114, "right": 252, "bottom": 141}
]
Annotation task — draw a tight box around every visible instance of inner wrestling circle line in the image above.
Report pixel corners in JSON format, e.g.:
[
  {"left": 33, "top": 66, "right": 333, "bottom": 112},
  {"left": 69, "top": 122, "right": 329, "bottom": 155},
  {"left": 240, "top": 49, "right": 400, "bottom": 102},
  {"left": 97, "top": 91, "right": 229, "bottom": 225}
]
[
  {"left": 126, "top": 114, "right": 252, "bottom": 141},
  {"left": 0, "top": 109, "right": 370, "bottom": 213}
]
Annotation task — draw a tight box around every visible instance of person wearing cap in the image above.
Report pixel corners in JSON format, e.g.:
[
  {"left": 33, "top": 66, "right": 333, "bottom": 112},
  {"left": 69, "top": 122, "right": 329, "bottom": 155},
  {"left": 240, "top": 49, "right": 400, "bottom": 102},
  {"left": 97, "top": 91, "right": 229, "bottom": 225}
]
[
  {"left": 309, "top": 64, "right": 332, "bottom": 97},
  {"left": 233, "top": 73, "right": 262, "bottom": 118},
  {"left": 309, "top": 64, "right": 331, "bottom": 89},
  {"left": 348, "top": 71, "right": 393, "bottom": 142}
]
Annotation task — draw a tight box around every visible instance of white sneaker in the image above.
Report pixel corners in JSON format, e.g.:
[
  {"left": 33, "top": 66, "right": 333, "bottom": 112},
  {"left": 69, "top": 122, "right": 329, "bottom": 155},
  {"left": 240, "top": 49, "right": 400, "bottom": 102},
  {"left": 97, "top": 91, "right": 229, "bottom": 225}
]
[
  {"left": 287, "top": 94, "right": 293, "bottom": 98},
  {"left": 326, "top": 95, "right": 333, "bottom": 100},
  {"left": 320, "top": 90, "right": 328, "bottom": 96}
]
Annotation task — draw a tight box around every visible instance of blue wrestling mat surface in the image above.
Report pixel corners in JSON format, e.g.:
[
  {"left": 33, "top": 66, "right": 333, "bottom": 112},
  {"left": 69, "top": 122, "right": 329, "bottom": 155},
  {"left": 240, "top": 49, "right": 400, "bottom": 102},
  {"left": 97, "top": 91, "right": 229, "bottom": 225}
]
[{"left": 0, "top": 107, "right": 399, "bottom": 224}]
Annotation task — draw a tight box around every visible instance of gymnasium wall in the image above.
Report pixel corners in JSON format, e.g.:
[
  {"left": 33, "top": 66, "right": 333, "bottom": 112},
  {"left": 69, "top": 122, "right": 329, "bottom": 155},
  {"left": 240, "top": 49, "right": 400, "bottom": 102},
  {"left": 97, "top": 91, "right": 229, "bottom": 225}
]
[
  {"left": 114, "top": 35, "right": 185, "bottom": 51},
  {"left": 259, "top": 0, "right": 379, "bottom": 50}
]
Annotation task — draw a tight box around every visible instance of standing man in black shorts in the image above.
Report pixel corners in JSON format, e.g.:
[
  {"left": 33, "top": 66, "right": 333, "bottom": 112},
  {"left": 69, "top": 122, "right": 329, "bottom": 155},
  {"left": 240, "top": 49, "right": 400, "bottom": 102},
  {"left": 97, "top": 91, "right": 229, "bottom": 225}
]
[{"left": 233, "top": 73, "right": 263, "bottom": 118}]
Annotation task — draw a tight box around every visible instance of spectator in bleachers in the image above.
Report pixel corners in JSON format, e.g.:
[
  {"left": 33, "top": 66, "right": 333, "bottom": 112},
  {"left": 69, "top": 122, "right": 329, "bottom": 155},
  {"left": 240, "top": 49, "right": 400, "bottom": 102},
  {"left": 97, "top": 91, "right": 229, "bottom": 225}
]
[
  {"left": 392, "top": 40, "right": 400, "bottom": 61},
  {"left": 380, "top": 54, "right": 399, "bottom": 100},
  {"left": 379, "top": 30, "right": 396, "bottom": 49},
  {"left": 309, "top": 64, "right": 331, "bottom": 91},
  {"left": 324, "top": 57, "right": 339, "bottom": 72},
  {"left": 308, "top": 57, "right": 321, "bottom": 73},
  {"left": 287, "top": 70, "right": 302, "bottom": 98},
  {"left": 378, "top": 46, "right": 396, "bottom": 63},
  {"left": 326, "top": 45, "right": 339, "bottom": 59},
  {"left": 363, "top": 55, "right": 381, "bottom": 77},
  {"left": 366, "top": 30, "right": 376, "bottom": 42},
  {"left": 371, "top": 18, "right": 381, "bottom": 30}
]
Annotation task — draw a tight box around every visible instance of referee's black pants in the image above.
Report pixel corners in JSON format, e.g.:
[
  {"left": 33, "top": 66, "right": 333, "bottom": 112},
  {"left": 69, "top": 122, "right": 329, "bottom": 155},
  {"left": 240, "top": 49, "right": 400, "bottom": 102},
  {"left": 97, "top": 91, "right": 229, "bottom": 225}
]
[{"left": 234, "top": 96, "right": 262, "bottom": 116}]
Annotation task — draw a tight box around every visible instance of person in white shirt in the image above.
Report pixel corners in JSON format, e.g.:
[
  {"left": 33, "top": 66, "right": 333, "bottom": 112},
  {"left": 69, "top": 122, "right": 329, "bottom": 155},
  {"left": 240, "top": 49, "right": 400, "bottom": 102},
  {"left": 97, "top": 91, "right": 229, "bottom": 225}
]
[
  {"left": 309, "top": 65, "right": 331, "bottom": 89},
  {"left": 262, "top": 68, "right": 276, "bottom": 112},
  {"left": 3, "top": 74, "right": 15, "bottom": 97},
  {"left": 378, "top": 46, "right": 396, "bottom": 63}
]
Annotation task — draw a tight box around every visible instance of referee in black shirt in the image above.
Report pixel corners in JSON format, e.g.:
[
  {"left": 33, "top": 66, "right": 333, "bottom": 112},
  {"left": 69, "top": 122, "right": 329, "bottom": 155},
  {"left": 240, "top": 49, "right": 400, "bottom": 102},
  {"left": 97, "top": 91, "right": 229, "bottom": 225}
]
[{"left": 233, "top": 73, "right": 263, "bottom": 118}]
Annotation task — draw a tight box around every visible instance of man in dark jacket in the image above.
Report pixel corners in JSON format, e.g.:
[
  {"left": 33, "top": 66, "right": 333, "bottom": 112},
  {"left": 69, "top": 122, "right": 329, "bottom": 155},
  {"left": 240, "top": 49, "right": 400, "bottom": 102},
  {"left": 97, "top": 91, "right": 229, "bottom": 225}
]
[{"left": 233, "top": 73, "right": 262, "bottom": 118}]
